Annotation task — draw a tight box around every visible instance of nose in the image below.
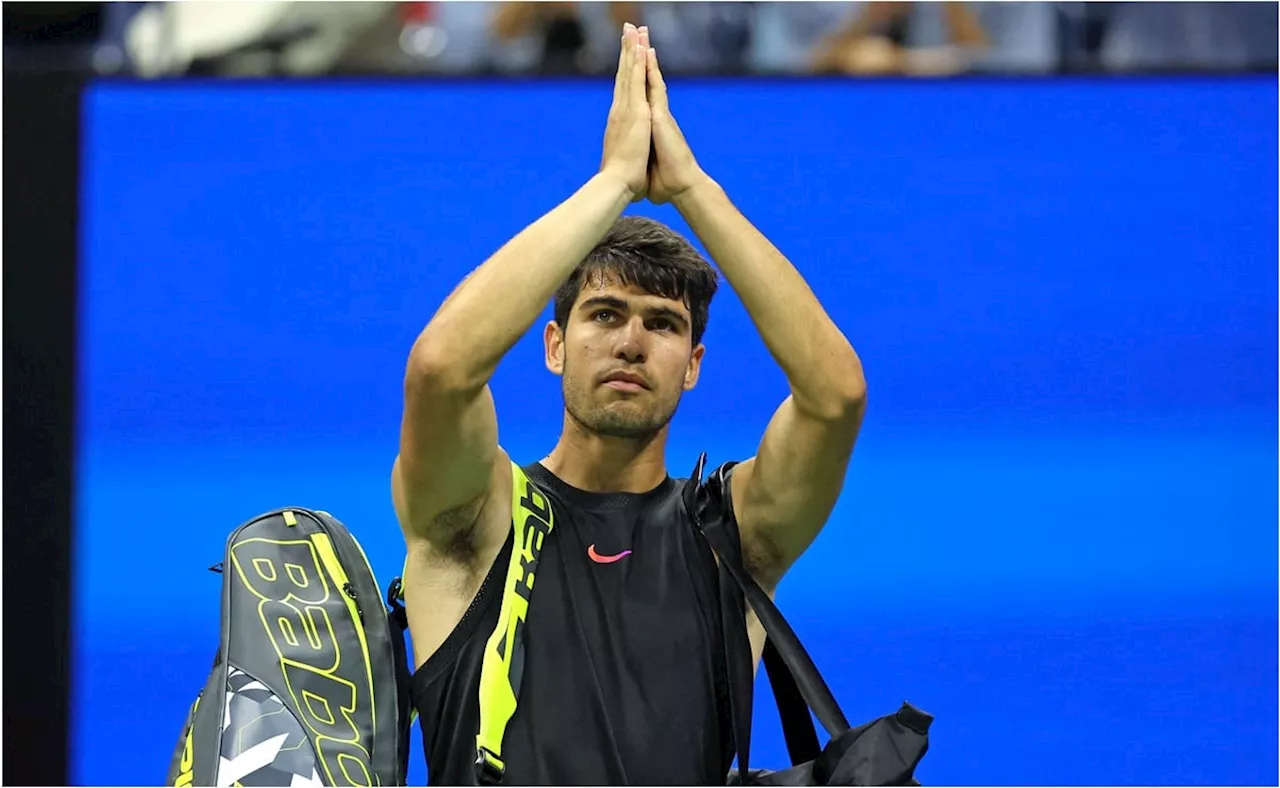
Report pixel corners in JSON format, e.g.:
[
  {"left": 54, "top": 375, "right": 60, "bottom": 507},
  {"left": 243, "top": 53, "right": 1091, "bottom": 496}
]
[{"left": 612, "top": 318, "right": 647, "bottom": 364}]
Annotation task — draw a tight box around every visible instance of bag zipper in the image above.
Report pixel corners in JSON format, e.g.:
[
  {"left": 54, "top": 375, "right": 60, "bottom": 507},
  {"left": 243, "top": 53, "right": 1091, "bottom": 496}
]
[{"left": 343, "top": 581, "right": 364, "bottom": 623}]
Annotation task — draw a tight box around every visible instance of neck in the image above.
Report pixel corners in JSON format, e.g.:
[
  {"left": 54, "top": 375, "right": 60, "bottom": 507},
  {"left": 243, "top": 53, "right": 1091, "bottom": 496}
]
[{"left": 542, "top": 411, "right": 670, "bottom": 493}]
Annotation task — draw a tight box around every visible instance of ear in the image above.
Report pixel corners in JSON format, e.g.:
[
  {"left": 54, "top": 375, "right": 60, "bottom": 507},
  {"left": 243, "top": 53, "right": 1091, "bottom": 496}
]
[
  {"left": 544, "top": 319, "right": 566, "bottom": 376},
  {"left": 683, "top": 343, "right": 705, "bottom": 391}
]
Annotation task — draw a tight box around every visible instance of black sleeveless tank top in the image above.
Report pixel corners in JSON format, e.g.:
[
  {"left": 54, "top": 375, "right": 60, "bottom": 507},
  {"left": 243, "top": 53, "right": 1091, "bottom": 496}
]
[{"left": 410, "top": 462, "right": 737, "bottom": 785}]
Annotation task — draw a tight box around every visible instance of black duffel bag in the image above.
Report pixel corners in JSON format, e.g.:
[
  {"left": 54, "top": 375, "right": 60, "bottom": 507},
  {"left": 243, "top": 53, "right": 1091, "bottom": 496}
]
[{"left": 682, "top": 455, "right": 933, "bottom": 786}]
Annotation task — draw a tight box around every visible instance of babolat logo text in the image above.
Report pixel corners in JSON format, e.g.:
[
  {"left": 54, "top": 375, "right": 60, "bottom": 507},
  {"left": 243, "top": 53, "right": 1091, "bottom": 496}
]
[
  {"left": 515, "top": 482, "right": 552, "bottom": 602},
  {"left": 231, "top": 537, "right": 374, "bottom": 786}
]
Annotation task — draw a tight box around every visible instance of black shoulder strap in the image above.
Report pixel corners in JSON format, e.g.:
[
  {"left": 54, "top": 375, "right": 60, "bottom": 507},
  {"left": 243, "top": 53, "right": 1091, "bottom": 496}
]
[
  {"left": 687, "top": 453, "right": 756, "bottom": 779},
  {"left": 686, "top": 454, "right": 851, "bottom": 774},
  {"left": 763, "top": 639, "right": 821, "bottom": 765},
  {"left": 387, "top": 577, "right": 414, "bottom": 784},
  {"left": 715, "top": 529, "right": 756, "bottom": 778}
]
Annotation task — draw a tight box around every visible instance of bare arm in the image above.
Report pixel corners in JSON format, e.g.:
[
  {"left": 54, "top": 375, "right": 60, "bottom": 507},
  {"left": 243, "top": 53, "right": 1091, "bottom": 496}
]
[
  {"left": 395, "top": 24, "right": 653, "bottom": 545},
  {"left": 677, "top": 181, "right": 866, "bottom": 588},
  {"left": 645, "top": 46, "right": 866, "bottom": 588},
  {"left": 673, "top": 179, "right": 865, "bottom": 422}
]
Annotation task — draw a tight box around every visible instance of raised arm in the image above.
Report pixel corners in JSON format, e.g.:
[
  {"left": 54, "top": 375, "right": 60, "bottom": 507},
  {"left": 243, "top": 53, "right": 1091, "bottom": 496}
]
[
  {"left": 393, "top": 24, "right": 653, "bottom": 547},
  {"left": 644, "top": 40, "right": 866, "bottom": 589}
]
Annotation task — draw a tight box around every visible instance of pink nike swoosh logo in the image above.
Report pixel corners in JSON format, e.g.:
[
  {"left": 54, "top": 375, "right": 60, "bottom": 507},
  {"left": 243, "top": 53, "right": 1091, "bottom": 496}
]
[{"left": 587, "top": 544, "right": 632, "bottom": 564}]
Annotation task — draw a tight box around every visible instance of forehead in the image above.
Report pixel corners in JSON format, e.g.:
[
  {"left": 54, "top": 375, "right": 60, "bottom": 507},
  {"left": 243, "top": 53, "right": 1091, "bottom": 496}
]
[{"left": 574, "top": 274, "right": 691, "bottom": 317}]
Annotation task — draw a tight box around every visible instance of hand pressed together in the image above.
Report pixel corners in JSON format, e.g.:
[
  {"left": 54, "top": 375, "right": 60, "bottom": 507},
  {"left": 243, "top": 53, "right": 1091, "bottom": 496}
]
[
  {"left": 599, "top": 23, "right": 652, "bottom": 201},
  {"left": 599, "top": 23, "right": 710, "bottom": 205}
]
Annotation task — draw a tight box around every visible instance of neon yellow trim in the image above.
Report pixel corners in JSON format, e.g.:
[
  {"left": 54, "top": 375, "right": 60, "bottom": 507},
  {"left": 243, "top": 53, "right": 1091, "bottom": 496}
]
[
  {"left": 475, "top": 462, "right": 554, "bottom": 771},
  {"left": 283, "top": 510, "right": 298, "bottom": 526},
  {"left": 310, "top": 532, "right": 377, "bottom": 745},
  {"left": 173, "top": 696, "right": 200, "bottom": 786}
]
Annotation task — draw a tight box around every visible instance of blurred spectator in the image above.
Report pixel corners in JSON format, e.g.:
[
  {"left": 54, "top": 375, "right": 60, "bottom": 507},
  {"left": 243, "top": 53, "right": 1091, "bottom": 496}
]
[
  {"left": 77, "top": 0, "right": 1275, "bottom": 78},
  {"left": 1099, "top": 1, "right": 1278, "bottom": 72},
  {"left": 629, "top": 3, "right": 754, "bottom": 74},
  {"left": 498, "top": 3, "right": 574, "bottom": 72},
  {"left": 484, "top": 2, "right": 753, "bottom": 75},
  {"left": 745, "top": 2, "right": 1058, "bottom": 76},
  {"left": 123, "top": 1, "right": 392, "bottom": 76},
  {"left": 747, "top": 2, "right": 859, "bottom": 74},
  {"left": 807, "top": 2, "right": 991, "bottom": 76},
  {"left": 934, "top": 2, "right": 1059, "bottom": 73},
  {"left": 486, "top": 1, "right": 632, "bottom": 73}
]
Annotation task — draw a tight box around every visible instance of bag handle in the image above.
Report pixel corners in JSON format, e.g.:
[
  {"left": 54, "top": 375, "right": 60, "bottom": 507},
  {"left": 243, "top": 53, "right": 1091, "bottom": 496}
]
[
  {"left": 702, "top": 511, "right": 852, "bottom": 739},
  {"left": 685, "top": 455, "right": 851, "bottom": 775},
  {"left": 704, "top": 514, "right": 851, "bottom": 738},
  {"left": 763, "top": 639, "right": 822, "bottom": 765}
]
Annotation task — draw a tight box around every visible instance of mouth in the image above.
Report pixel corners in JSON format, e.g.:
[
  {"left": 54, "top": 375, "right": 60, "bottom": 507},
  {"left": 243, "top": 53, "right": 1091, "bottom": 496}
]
[{"left": 601, "top": 371, "right": 649, "bottom": 393}]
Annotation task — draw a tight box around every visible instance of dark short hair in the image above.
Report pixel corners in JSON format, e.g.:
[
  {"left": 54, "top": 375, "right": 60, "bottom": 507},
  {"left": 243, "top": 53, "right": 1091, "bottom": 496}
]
[{"left": 553, "top": 216, "right": 719, "bottom": 345}]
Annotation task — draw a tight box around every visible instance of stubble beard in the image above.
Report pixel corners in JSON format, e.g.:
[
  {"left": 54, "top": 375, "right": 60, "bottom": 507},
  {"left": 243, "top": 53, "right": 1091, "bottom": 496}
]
[{"left": 561, "top": 367, "right": 680, "bottom": 441}]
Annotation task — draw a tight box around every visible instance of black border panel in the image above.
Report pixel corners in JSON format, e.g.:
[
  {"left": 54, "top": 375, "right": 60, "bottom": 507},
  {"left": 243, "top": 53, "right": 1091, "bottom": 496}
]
[{"left": 3, "top": 65, "right": 83, "bottom": 785}]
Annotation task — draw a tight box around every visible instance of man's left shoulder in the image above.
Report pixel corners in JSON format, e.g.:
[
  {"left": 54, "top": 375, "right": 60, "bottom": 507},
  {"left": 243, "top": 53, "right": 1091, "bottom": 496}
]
[{"left": 672, "top": 454, "right": 748, "bottom": 534}]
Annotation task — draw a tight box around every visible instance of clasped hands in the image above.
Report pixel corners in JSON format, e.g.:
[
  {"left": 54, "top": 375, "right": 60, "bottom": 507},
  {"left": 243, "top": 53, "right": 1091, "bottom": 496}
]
[{"left": 600, "top": 23, "right": 709, "bottom": 205}]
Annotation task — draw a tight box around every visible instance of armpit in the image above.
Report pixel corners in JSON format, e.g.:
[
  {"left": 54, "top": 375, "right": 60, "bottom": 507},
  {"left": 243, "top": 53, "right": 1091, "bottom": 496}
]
[
  {"left": 430, "top": 495, "right": 488, "bottom": 567},
  {"left": 740, "top": 530, "right": 785, "bottom": 587},
  {"left": 721, "top": 462, "right": 786, "bottom": 587}
]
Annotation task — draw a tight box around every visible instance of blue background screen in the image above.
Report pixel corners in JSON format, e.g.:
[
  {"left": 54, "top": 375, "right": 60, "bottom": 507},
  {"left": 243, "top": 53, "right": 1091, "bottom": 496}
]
[{"left": 76, "top": 77, "right": 1277, "bottom": 785}]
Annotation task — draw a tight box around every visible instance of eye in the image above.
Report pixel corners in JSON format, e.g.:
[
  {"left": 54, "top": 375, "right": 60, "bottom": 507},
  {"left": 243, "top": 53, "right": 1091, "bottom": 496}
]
[
  {"left": 592, "top": 309, "right": 618, "bottom": 323},
  {"left": 647, "top": 314, "right": 685, "bottom": 333}
]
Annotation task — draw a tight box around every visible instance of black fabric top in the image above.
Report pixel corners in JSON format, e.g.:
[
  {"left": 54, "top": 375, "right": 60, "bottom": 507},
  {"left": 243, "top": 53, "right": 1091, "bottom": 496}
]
[{"left": 410, "top": 462, "right": 738, "bottom": 785}]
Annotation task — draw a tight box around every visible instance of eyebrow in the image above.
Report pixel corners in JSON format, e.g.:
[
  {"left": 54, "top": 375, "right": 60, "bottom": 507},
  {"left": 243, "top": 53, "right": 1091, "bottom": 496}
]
[{"left": 579, "top": 296, "right": 690, "bottom": 330}]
